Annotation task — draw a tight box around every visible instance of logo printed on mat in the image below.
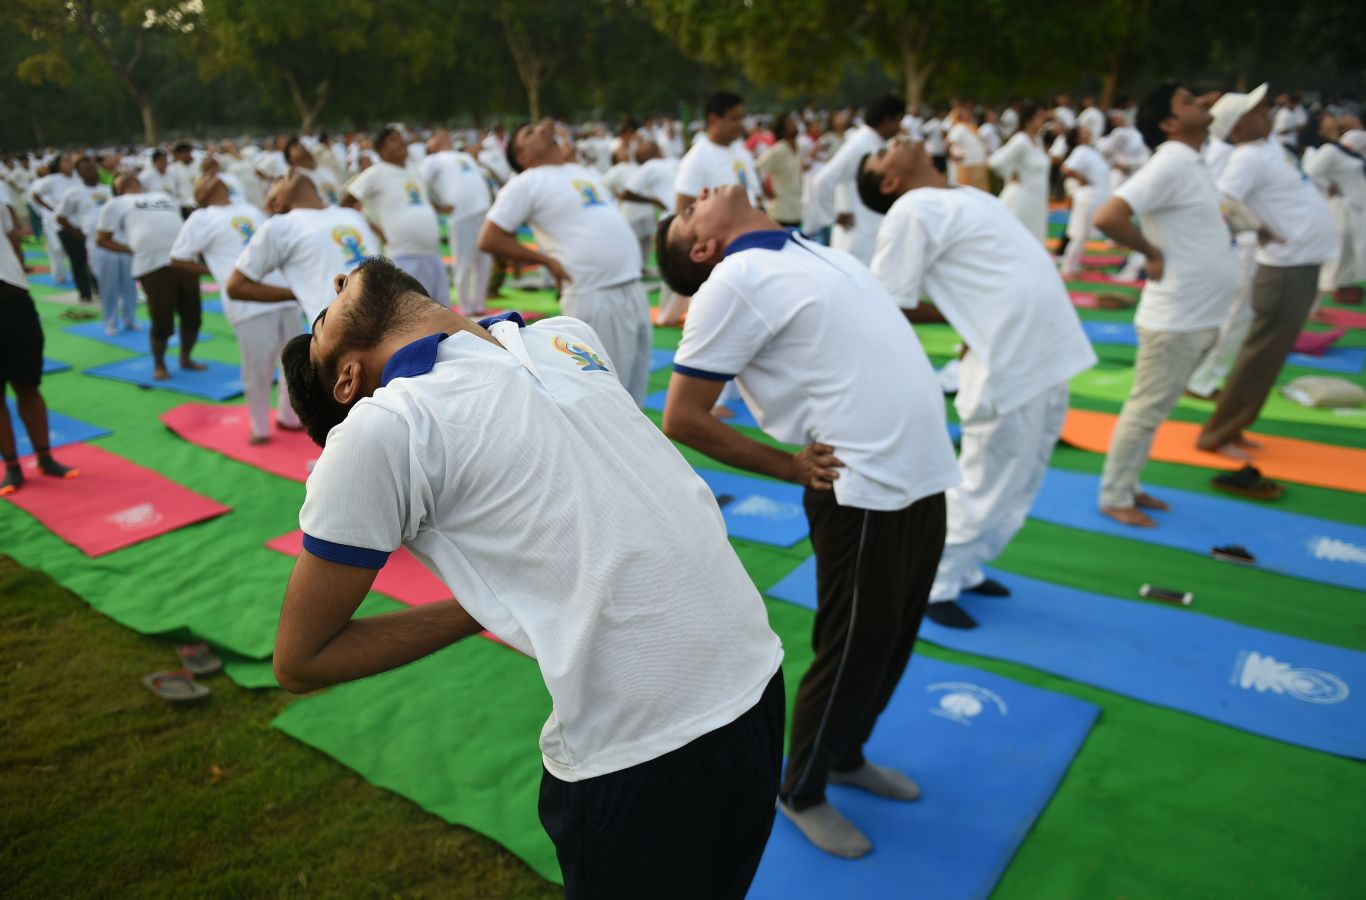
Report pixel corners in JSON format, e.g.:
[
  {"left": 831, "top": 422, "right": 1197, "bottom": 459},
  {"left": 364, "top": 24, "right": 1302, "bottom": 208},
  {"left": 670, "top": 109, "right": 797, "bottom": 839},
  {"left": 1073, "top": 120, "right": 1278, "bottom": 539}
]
[
  {"left": 107, "top": 503, "right": 163, "bottom": 530},
  {"left": 1308, "top": 537, "right": 1366, "bottom": 566},
  {"left": 926, "top": 682, "right": 1008, "bottom": 725},
  {"left": 1233, "top": 650, "right": 1350, "bottom": 704},
  {"left": 728, "top": 494, "right": 802, "bottom": 521}
]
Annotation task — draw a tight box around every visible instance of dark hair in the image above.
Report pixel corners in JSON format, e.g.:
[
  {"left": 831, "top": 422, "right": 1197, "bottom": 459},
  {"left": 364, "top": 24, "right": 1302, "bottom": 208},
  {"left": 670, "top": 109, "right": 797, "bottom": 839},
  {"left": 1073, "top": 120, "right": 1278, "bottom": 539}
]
[
  {"left": 374, "top": 127, "right": 401, "bottom": 154},
  {"left": 864, "top": 94, "right": 907, "bottom": 128},
  {"left": 174, "top": 142, "right": 192, "bottom": 154},
  {"left": 704, "top": 91, "right": 744, "bottom": 121},
  {"left": 1063, "top": 126, "right": 1082, "bottom": 151},
  {"left": 283, "top": 136, "right": 303, "bottom": 163},
  {"left": 654, "top": 213, "right": 715, "bottom": 297},
  {"left": 505, "top": 122, "right": 529, "bottom": 174},
  {"left": 855, "top": 153, "right": 896, "bottom": 215},
  {"left": 1137, "top": 81, "right": 1181, "bottom": 152},
  {"left": 1019, "top": 102, "right": 1041, "bottom": 125},
  {"left": 152, "top": 149, "right": 166, "bottom": 163},
  {"left": 282, "top": 256, "right": 434, "bottom": 446}
]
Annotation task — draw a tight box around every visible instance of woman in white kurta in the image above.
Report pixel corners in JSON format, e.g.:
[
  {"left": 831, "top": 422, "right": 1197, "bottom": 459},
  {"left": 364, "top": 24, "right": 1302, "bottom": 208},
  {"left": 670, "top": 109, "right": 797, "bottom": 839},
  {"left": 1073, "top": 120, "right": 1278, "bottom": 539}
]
[
  {"left": 1304, "top": 116, "right": 1366, "bottom": 302},
  {"left": 988, "top": 104, "right": 1050, "bottom": 242},
  {"left": 1058, "top": 126, "right": 1111, "bottom": 278}
]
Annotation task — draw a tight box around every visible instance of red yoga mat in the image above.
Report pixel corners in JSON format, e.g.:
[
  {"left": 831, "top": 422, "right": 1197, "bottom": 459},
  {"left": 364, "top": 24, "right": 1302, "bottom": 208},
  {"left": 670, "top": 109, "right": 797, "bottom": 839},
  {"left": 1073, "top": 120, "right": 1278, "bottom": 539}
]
[
  {"left": 1292, "top": 328, "right": 1345, "bottom": 355},
  {"left": 1074, "top": 271, "right": 1144, "bottom": 289},
  {"left": 1070, "top": 291, "right": 1100, "bottom": 309},
  {"left": 2, "top": 443, "right": 230, "bottom": 556},
  {"left": 1082, "top": 254, "right": 1126, "bottom": 268},
  {"left": 1316, "top": 307, "right": 1366, "bottom": 329},
  {"left": 162, "top": 403, "right": 316, "bottom": 484}
]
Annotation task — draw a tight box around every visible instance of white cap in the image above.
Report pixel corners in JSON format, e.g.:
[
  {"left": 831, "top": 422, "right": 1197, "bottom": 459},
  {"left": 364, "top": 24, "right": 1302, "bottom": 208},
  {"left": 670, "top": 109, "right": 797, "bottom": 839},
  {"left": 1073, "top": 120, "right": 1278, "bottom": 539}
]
[{"left": 1209, "top": 83, "right": 1268, "bottom": 142}]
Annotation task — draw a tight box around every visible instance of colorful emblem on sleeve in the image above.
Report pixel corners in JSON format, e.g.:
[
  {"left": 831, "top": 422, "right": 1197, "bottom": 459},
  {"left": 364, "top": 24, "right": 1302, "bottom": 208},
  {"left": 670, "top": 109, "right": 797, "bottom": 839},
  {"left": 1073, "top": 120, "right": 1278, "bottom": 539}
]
[{"left": 552, "top": 336, "right": 610, "bottom": 373}]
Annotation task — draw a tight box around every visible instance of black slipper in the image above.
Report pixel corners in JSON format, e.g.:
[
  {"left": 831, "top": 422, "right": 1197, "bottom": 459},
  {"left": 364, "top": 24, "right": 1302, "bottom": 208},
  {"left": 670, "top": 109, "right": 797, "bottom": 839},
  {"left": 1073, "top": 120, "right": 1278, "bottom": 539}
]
[
  {"left": 926, "top": 601, "right": 978, "bottom": 629},
  {"left": 1211, "top": 466, "right": 1284, "bottom": 501},
  {"left": 964, "top": 577, "right": 1010, "bottom": 597}
]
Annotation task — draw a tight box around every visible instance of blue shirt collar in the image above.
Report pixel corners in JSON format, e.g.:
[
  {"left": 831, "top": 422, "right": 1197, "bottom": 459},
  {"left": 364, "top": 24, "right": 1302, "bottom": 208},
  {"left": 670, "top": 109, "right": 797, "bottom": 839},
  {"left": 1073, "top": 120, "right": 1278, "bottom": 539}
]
[
  {"left": 724, "top": 229, "right": 793, "bottom": 257},
  {"left": 378, "top": 312, "right": 527, "bottom": 387}
]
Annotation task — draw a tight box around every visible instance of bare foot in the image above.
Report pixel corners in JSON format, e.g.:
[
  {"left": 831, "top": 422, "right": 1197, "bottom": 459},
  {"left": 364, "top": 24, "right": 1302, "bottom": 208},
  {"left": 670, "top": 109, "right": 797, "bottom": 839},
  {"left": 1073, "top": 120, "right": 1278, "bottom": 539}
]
[
  {"left": 1101, "top": 505, "right": 1157, "bottom": 527},
  {"left": 1208, "top": 442, "right": 1254, "bottom": 462},
  {"left": 180, "top": 358, "right": 208, "bottom": 372},
  {"left": 1134, "top": 492, "right": 1170, "bottom": 511},
  {"left": 153, "top": 366, "right": 171, "bottom": 381},
  {"left": 248, "top": 435, "right": 270, "bottom": 446},
  {"left": 1234, "top": 434, "right": 1263, "bottom": 450},
  {"left": 711, "top": 405, "right": 735, "bottom": 420}
]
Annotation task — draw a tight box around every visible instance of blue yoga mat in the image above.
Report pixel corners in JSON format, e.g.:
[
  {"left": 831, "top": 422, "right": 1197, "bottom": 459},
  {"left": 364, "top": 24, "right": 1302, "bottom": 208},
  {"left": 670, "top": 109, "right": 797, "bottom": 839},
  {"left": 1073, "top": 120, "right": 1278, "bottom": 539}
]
[
  {"left": 27, "top": 272, "right": 72, "bottom": 289},
  {"left": 83, "top": 357, "right": 247, "bottom": 401},
  {"left": 692, "top": 467, "right": 807, "bottom": 547},
  {"left": 42, "top": 357, "right": 71, "bottom": 374},
  {"left": 1081, "top": 321, "right": 1137, "bottom": 346},
  {"left": 1048, "top": 210, "right": 1069, "bottom": 225},
  {"left": 5, "top": 398, "right": 110, "bottom": 456},
  {"left": 768, "top": 562, "right": 1366, "bottom": 759},
  {"left": 750, "top": 655, "right": 1097, "bottom": 900},
  {"left": 649, "top": 347, "right": 674, "bottom": 372},
  {"left": 642, "top": 388, "right": 762, "bottom": 429},
  {"left": 1286, "top": 346, "right": 1366, "bottom": 375},
  {"left": 1031, "top": 468, "right": 1366, "bottom": 592},
  {"left": 202, "top": 299, "right": 224, "bottom": 315},
  {"left": 62, "top": 321, "right": 213, "bottom": 353}
]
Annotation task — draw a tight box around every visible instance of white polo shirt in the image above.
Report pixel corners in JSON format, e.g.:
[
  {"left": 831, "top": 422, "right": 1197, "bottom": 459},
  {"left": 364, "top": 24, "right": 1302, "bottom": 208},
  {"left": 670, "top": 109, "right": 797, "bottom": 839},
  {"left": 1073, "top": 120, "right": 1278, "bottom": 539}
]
[
  {"left": 486, "top": 163, "right": 641, "bottom": 292},
  {"left": 871, "top": 187, "right": 1097, "bottom": 418},
  {"left": 673, "top": 137, "right": 762, "bottom": 204},
  {"left": 345, "top": 160, "right": 441, "bottom": 257},
  {"left": 625, "top": 157, "right": 678, "bottom": 209},
  {"left": 233, "top": 206, "right": 379, "bottom": 320},
  {"left": 418, "top": 150, "right": 491, "bottom": 221},
  {"left": 674, "top": 231, "right": 961, "bottom": 511},
  {"left": 55, "top": 183, "right": 112, "bottom": 238},
  {"left": 172, "top": 202, "right": 289, "bottom": 325},
  {"left": 299, "top": 313, "right": 783, "bottom": 781},
  {"left": 95, "top": 191, "right": 183, "bottom": 277},
  {"left": 1114, "top": 141, "right": 1239, "bottom": 332},
  {"left": 1218, "top": 139, "right": 1338, "bottom": 268}
]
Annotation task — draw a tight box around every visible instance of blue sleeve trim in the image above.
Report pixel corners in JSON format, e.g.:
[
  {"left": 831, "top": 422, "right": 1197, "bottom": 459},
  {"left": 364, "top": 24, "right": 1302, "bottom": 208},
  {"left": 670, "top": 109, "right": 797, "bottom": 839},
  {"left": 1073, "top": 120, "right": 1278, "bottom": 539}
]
[
  {"left": 478, "top": 310, "right": 526, "bottom": 329},
  {"left": 302, "top": 533, "right": 391, "bottom": 569},
  {"left": 673, "top": 363, "right": 735, "bottom": 382}
]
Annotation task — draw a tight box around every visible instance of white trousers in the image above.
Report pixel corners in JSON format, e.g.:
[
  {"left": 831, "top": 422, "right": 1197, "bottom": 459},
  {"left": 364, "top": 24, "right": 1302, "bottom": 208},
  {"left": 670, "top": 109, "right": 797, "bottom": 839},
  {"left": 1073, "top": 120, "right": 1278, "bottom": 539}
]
[
  {"left": 1187, "top": 233, "right": 1258, "bottom": 398},
  {"left": 1060, "top": 190, "right": 1101, "bottom": 277},
  {"left": 449, "top": 214, "right": 492, "bottom": 315},
  {"left": 41, "top": 211, "right": 68, "bottom": 283},
  {"left": 560, "top": 280, "right": 652, "bottom": 404},
  {"left": 234, "top": 306, "right": 303, "bottom": 437},
  {"left": 930, "top": 382, "right": 1070, "bottom": 603}
]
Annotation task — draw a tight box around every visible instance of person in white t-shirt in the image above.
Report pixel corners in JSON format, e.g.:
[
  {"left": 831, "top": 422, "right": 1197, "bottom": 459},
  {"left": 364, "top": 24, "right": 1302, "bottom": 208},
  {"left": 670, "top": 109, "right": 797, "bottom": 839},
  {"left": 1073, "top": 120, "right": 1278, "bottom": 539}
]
[
  {"left": 988, "top": 103, "right": 1052, "bottom": 242},
  {"left": 85, "top": 173, "right": 140, "bottom": 335},
  {"left": 1077, "top": 98, "right": 1106, "bottom": 145},
  {"left": 226, "top": 172, "right": 381, "bottom": 324},
  {"left": 171, "top": 175, "right": 302, "bottom": 444},
  {"left": 978, "top": 109, "right": 1003, "bottom": 155},
  {"left": 1053, "top": 95, "right": 1077, "bottom": 130},
  {"left": 603, "top": 145, "right": 656, "bottom": 271},
  {"left": 343, "top": 127, "right": 449, "bottom": 307},
  {"left": 28, "top": 154, "right": 78, "bottom": 285},
  {"left": 97, "top": 175, "right": 206, "bottom": 380},
  {"left": 272, "top": 256, "right": 785, "bottom": 898},
  {"left": 1196, "top": 88, "right": 1338, "bottom": 458},
  {"left": 1091, "top": 82, "right": 1239, "bottom": 526},
  {"left": 621, "top": 142, "right": 687, "bottom": 325},
  {"left": 946, "top": 109, "right": 988, "bottom": 190},
  {"left": 1304, "top": 114, "right": 1366, "bottom": 304},
  {"left": 1272, "top": 93, "right": 1308, "bottom": 151},
  {"left": 1, "top": 201, "right": 78, "bottom": 495},
  {"left": 1098, "top": 110, "right": 1153, "bottom": 279},
  {"left": 53, "top": 158, "right": 108, "bottom": 304},
  {"left": 673, "top": 91, "right": 763, "bottom": 213},
  {"left": 420, "top": 130, "right": 493, "bottom": 316},
  {"left": 478, "top": 118, "right": 651, "bottom": 403},
  {"left": 284, "top": 137, "right": 344, "bottom": 206},
  {"left": 802, "top": 94, "right": 906, "bottom": 265},
  {"left": 860, "top": 139, "right": 1096, "bottom": 630},
  {"left": 655, "top": 184, "right": 959, "bottom": 860},
  {"left": 138, "top": 150, "right": 172, "bottom": 196},
  {"left": 167, "top": 143, "right": 198, "bottom": 211},
  {"left": 1058, "top": 126, "right": 1112, "bottom": 278}
]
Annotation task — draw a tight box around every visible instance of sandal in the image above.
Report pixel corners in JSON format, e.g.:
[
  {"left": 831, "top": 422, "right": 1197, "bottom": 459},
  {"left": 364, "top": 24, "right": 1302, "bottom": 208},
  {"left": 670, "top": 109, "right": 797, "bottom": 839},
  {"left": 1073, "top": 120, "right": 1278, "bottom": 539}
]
[
  {"left": 176, "top": 642, "right": 222, "bottom": 676},
  {"left": 1211, "top": 466, "right": 1285, "bottom": 501},
  {"left": 1212, "top": 544, "right": 1256, "bottom": 565},
  {"left": 142, "top": 669, "right": 210, "bottom": 704}
]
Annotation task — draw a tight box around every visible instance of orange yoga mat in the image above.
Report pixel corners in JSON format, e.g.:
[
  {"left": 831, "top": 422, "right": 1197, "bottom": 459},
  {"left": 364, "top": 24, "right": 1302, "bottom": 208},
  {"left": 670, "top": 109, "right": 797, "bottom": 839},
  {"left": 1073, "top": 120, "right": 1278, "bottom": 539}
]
[{"left": 1060, "top": 408, "right": 1366, "bottom": 494}]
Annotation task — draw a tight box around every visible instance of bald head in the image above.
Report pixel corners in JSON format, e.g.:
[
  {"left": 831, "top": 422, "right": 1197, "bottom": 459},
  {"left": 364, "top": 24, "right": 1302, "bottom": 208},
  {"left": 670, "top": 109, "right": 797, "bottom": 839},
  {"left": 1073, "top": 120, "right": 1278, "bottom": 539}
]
[
  {"left": 428, "top": 129, "right": 453, "bottom": 154},
  {"left": 635, "top": 139, "right": 661, "bottom": 162},
  {"left": 114, "top": 173, "right": 142, "bottom": 195},
  {"left": 267, "top": 171, "right": 322, "bottom": 214},
  {"left": 195, "top": 174, "right": 229, "bottom": 207}
]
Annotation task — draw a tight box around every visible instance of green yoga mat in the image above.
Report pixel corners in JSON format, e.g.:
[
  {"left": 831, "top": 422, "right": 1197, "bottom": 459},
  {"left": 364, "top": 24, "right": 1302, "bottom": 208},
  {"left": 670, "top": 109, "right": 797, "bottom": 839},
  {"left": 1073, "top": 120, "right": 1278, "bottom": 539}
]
[{"left": 1070, "top": 366, "right": 1366, "bottom": 433}]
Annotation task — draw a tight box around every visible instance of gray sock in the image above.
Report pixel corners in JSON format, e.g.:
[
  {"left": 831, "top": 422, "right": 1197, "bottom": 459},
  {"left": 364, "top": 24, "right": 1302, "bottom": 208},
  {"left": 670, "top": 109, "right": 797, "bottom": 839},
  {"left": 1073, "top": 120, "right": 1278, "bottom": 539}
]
[
  {"left": 778, "top": 800, "right": 872, "bottom": 859},
  {"left": 829, "top": 761, "right": 921, "bottom": 801}
]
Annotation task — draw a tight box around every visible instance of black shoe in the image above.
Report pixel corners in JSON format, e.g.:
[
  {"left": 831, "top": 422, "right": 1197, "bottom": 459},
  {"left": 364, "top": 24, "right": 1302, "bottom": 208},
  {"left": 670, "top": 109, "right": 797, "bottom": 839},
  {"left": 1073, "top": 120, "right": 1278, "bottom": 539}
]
[
  {"left": 926, "top": 601, "right": 977, "bottom": 629},
  {"left": 964, "top": 577, "right": 1010, "bottom": 597}
]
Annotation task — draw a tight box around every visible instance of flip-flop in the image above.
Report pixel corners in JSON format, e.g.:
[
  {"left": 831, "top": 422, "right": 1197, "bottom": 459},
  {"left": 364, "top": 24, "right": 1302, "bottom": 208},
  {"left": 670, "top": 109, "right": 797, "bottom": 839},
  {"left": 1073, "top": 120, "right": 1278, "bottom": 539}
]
[
  {"left": 142, "top": 669, "right": 210, "bottom": 704},
  {"left": 176, "top": 642, "right": 222, "bottom": 676},
  {"left": 1210, "top": 465, "right": 1285, "bottom": 501}
]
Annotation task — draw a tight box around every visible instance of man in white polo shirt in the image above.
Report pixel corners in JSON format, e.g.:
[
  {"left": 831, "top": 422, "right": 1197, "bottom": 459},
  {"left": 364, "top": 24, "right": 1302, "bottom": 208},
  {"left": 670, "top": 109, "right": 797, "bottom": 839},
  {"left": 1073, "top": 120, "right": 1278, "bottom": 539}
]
[
  {"left": 420, "top": 130, "right": 493, "bottom": 316},
  {"left": 655, "top": 185, "right": 960, "bottom": 859},
  {"left": 273, "top": 257, "right": 784, "bottom": 899},
  {"left": 96, "top": 174, "right": 207, "bottom": 380},
  {"left": 226, "top": 172, "right": 381, "bottom": 323},
  {"left": 1091, "top": 82, "right": 1240, "bottom": 526},
  {"left": 343, "top": 127, "right": 449, "bottom": 307},
  {"left": 674, "top": 91, "right": 763, "bottom": 213},
  {"left": 859, "top": 139, "right": 1097, "bottom": 630},
  {"left": 802, "top": 94, "right": 906, "bottom": 265},
  {"left": 478, "top": 118, "right": 651, "bottom": 403},
  {"left": 1195, "top": 88, "right": 1338, "bottom": 458},
  {"left": 172, "top": 174, "right": 302, "bottom": 444}
]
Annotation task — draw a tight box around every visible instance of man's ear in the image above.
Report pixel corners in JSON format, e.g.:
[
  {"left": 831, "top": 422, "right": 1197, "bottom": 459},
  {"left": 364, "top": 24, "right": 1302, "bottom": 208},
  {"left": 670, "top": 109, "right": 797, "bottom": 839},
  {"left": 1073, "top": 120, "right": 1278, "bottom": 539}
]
[
  {"left": 880, "top": 172, "right": 902, "bottom": 198},
  {"left": 332, "top": 357, "right": 364, "bottom": 405},
  {"left": 688, "top": 237, "right": 721, "bottom": 265}
]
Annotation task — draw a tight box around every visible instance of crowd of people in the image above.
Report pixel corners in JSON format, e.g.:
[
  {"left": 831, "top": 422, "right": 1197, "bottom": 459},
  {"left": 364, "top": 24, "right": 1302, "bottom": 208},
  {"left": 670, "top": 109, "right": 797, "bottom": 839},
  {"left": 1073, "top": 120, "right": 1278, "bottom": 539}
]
[{"left": 1, "top": 81, "right": 1363, "bottom": 897}]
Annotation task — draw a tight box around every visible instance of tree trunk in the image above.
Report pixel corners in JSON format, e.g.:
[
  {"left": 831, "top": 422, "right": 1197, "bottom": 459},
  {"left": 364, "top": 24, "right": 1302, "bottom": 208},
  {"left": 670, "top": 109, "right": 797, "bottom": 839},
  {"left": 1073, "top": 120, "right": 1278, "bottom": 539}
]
[
  {"left": 139, "top": 98, "right": 157, "bottom": 145},
  {"left": 899, "top": 26, "right": 932, "bottom": 111},
  {"left": 1100, "top": 68, "right": 1119, "bottom": 110},
  {"left": 526, "top": 78, "right": 541, "bottom": 122}
]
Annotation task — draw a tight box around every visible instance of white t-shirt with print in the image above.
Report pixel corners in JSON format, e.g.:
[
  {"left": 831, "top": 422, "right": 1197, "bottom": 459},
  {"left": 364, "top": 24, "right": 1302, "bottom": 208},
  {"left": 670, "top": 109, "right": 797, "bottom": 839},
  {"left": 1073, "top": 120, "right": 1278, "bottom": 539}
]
[
  {"left": 625, "top": 158, "right": 678, "bottom": 209},
  {"left": 233, "top": 206, "right": 380, "bottom": 320},
  {"left": 674, "top": 231, "right": 961, "bottom": 511},
  {"left": 345, "top": 160, "right": 441, "bottom": 257},
  {"left": 1218, "top": 139, "right": 1338, "bottom": 268},
  {"left": 171, "top": 202, "right": 290, "bottom": 325},
  {"left": 486, "top": 163, "right": 641, "bottom": 291},
  {"left": 55, "top": 183, "right": 113, "bottom": 239},
  {"left": 301, "top": 167, "right": 345, "bottom": 207},
  {"left": 419, "top": 151, "right": 492, "bottom": 222},
  {"left": 299, "top": 315, "right": 783, "bottom": 782},
  {"left": 673, "top": 138, "right": 762, "bottom": 205},
  {"left": 95, "top": 191, "right": 184, "bottom": 277}
]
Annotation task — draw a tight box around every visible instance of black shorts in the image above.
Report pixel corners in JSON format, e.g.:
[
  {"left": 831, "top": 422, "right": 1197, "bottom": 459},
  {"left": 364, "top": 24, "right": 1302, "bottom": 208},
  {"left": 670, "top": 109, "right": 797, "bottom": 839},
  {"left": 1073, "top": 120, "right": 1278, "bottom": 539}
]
[{"left": 0, "top": 280, "right": 44, "bottom": 389}]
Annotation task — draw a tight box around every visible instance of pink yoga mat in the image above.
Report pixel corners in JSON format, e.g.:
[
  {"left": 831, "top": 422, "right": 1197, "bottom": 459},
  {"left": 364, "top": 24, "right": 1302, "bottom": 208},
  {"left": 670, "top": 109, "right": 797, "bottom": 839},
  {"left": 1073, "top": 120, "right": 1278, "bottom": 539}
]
[
  {"left": 1293, "top": 328, "right": 1345, "bottom": 355},
  {"left": 1070, "top": 291, "right": 1100, "bottom": 309},
  {"left": 1082, "top": 254, "right": 1126, "bottom": 268},
  {"left": 1075, "top": 271, "right": 1144, "bottom": 289},
  {"left": 2, "top": 443, "right": 230, "bottom": 557},
  {"left": 162, "top": 403, "right": 317, "bottom": 483},
  {"left": 1316, "top": 308, "right": 1366, "bottom": 329}
]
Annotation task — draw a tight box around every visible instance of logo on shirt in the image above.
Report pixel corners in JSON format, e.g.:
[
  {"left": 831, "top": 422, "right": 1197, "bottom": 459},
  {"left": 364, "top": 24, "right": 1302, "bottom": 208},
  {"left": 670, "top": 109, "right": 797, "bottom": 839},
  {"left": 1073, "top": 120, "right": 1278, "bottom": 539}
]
[
  {"left": 732, "top": 159, "right": 749, "bottom": 191},
  {"left": 926, "top": 682, "right": 1008, "bottom": 726},
  {"left": 552, "top": 335, "right": 609, "bottom": 372},
  {"left": 1233, "top": 650, "right": 1349, "bottom": 704},
  {"left": 321, "top": 183, "right": 340, "bottom": 205},
  {"left": 404, "top": 181, "right": 422, "bottom": 205},
  {"left": 92, "top": 192, "right": 109, "bottom": 205},
  {"left": 332, "top": 226, "right": 369, "bottom": 266},
  {"left": 571, "top": 179, "right": 606, "bottom": 207},
  {"left": 230, "top": 216, "right": 255, "bottom": 245}
]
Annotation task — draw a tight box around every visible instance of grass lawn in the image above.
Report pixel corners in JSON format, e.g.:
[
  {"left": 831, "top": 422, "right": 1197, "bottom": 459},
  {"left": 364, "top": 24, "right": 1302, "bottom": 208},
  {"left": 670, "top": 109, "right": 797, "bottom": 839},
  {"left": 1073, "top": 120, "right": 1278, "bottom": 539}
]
[{"left": 0, "top": 556, "right": 557, "bottom": 899}]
